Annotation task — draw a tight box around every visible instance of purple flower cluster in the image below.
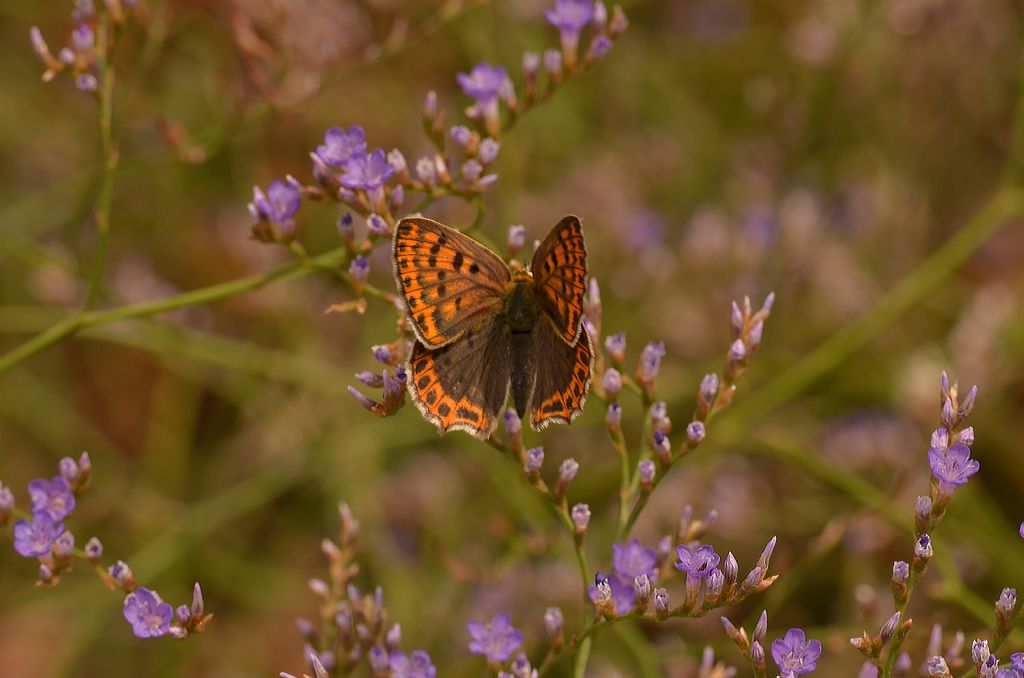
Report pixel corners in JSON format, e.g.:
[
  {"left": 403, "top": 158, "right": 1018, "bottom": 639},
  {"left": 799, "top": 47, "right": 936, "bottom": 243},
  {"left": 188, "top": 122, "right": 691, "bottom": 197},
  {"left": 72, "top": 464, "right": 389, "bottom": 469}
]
[
  {"left": 10, "top": 455, "right": 86, "bottom": 561},
  {"left": 29, "top": 0, "right": 136, "bottom": 92},
  {"left": 4, "top": 453, "right": 209, "bottom": 639}
]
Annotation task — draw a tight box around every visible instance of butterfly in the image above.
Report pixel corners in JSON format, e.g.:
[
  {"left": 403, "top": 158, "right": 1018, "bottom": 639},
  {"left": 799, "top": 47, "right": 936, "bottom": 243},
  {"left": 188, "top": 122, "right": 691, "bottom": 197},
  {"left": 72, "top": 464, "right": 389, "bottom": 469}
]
[{"left": 392, "top": 215, "right": 594, "bottom": 439}]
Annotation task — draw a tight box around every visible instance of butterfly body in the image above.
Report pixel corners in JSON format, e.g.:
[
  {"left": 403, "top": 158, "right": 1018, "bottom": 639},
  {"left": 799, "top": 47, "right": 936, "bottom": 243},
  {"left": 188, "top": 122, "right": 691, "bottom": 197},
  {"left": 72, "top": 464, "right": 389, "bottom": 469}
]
[{"left": 393, "top": 216, "right": 593, "bottom": 439}]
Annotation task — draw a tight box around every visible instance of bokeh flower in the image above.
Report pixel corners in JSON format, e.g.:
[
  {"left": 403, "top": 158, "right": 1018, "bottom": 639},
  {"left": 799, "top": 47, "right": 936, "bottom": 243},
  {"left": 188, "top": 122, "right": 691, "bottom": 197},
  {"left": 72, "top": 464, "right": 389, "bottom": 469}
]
[
  {"left": 457, "top": 62, "right": 508, "bottom": 104},
  {"left": 389, "top": 650, "right": 437, "bottom": 678},
  {"left": 467, "top": 612, "right": 524, "bottom": 663}
]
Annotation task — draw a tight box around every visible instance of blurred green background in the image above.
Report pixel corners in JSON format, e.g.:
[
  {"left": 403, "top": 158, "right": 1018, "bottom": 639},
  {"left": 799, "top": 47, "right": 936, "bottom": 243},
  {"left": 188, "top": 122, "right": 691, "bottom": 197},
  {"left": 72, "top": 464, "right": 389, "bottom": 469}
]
[{"left": 2, "top": 0, "right": 1024, "bottom": 675}]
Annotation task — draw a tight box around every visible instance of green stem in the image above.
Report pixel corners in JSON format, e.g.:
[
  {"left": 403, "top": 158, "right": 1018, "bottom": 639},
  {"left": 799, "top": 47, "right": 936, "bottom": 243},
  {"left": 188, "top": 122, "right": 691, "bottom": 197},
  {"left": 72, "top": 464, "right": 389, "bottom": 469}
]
[
  {"left": 83, "top": 19, "right": 118, "bottom": 309},
  {"left": 0, "top": 246, "right": 350, "bottom": 374}
]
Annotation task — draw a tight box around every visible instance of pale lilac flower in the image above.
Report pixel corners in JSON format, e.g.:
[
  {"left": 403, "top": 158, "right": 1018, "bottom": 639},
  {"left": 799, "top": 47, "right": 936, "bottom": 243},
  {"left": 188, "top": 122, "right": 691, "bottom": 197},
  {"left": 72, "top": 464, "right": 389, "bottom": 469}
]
[
  {"left": 614, "top": 539, "right": 658, "bottom": 581},
  {"left": 342, "top": 149, "right": 395, "bottom": 191},
  {"left": 926, "top": 656, "right": 950, "bottom": 676},
  {"left": 546, "top": 0, "right": 594, "bottom": 66},
  {"left": 637, "top": 459, "right": 656, "bottom": 484},
  {"left": 675, "top": 543, "right": 720, "bottom": 581},
  {"left": 928, "top": 443, "right": 980, "bottom": 493},
  {"left": 250, "top": 180, "right": 300, "bottom": 224},
  {"left": 771, "top": 628, "right": 822, "bottom": 676},
  {"left": 467, "top": 613, "right": 524, "bottom": 662},
  {"left": 123, "top": 587, "right": 173, "bottom": 638},
  {"left": 457, "top": 63, "right": 509, "bottom": 104},
  {"left": 28, "top": 476, "right": 76, "bottom": 521},
  {"left": 316, "top": 126, "right": 367, "bottom": 167},
  {"left": 13, "top": 513, "right": 65, "bottom": 557}
]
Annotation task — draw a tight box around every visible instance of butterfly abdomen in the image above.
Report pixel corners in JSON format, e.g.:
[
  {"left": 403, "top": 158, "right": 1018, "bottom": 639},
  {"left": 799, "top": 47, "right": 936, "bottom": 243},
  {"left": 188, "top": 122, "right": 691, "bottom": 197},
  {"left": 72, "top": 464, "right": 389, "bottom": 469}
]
[{"left": 505, "top": 277, "right": 540, "bottom": 416}]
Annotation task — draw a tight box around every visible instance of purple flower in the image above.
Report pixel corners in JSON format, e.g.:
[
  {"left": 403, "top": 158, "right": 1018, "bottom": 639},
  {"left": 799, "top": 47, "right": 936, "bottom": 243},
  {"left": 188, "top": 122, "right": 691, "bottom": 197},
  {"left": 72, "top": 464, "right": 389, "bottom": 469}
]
[
  {"left": 341, "top": 149, "right": 395, "bottom": 191},
  {"left": 13, "top": 513, "right": 65, "bottom": 557},
  {"left": 316, "top": 126, "right": 367, "bottom": 167},
  {"left": 614, "top": 539, "right": 658, "bottom": 580},
  {"left": 28, "top": 476, "right": 76, "bottom": 521},
  {"left": 588, "top": 540, "right": 659, "bottom": 614},
  {"left": 771, "top": 628, "right": 822, "bottom": 676},
  {"left": 675, "top": 543, "right": 720, "bottom": 580},
  {"left": 1011, "top": 652, "right": 1024, "bottom": 671},
  {"left": 389, "top": 650, "right": 437, "bottom": 678},
  {"left": 123, "top": 587, "right": 173, "bottom": 638},
  {"left": 467, "top": 612, "right": 524, "bottom": 662},
  {"left": 1019, "top": 522, "right": 1023, "bottom": 539},
  {"left": 456, "top": 62, "right": 509, "bottom": 103},
  {"left": 928, "top": 443, "right": 980, "bottom": 493},
  {"left": 251, "top": 180, "right": 300, "bottom": 224},
  {"left": 545, "top": 0, "right": 594, "bottom": 34}
]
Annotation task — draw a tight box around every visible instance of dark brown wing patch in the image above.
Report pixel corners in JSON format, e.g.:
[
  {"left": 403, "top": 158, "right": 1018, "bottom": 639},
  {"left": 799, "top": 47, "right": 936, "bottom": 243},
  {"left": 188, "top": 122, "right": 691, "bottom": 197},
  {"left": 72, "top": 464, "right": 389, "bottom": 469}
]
[
  {"left": 393, "top": 217, "right": 511, "bottom": 349},
  {"left": 530, "top": 317, "right": 593, "bottom": 430},
  {"left": 407, "top": 319, "right": 511, "bottom": 438}
]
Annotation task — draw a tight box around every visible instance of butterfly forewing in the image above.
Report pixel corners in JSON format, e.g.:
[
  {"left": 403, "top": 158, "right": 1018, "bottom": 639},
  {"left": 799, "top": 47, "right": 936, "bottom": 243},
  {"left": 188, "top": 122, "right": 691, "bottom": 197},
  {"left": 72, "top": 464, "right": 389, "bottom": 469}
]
[
  {"left": 394, "top": 217, "right": 511, "bottom": 349},
  {"left": 408, "top": 319, "right": 511, "bottom": 438},
  {"left": 530, "top": 318, "right": 594, "bottom": 430},
  {"left": 530, "top": 215, "right": 588, "bottom": 345}
]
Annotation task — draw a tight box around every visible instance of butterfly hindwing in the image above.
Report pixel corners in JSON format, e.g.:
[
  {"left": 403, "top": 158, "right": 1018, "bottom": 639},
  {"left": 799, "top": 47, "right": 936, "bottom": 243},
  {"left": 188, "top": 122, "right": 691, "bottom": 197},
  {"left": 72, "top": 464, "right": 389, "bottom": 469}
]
[
  {"left": 530, "top": 317, "right": 594, "bottom": 431},
  {"left": 408, "top": 318, "right": 512, "bottom": 439},
  {"left": 394, "top": 217, "right": 511, "bottom": 349},
  {"left": 531, "top": 215, "right": 588, "bottom": 345}
]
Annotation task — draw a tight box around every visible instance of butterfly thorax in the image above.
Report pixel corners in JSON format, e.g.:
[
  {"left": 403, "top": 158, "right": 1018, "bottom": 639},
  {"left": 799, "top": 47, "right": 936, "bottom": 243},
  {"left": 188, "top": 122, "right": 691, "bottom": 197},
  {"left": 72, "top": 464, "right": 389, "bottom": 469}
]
[{"left": 505, "top": 272, "right": 540, "bottom": 333}]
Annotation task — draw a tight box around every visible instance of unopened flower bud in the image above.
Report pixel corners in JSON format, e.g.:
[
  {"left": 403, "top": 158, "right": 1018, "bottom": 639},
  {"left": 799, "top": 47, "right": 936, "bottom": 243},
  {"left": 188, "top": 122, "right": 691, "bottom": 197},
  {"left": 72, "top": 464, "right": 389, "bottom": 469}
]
[
  {"left": 971, "top": 639, "right": 990, "bottom": 667},
  {"left": 653, "top": 587, "right": 670, "bottom": 617},
  {"left": 606, "top": 402, "right": 622, "bottom": 428},
  {"left": 915, "top": 534, "right": 933, "bottom": 561},
  {"left": 751, "top": 640, "right": 765, "bottom": 665},
  {"left": 686, "top": 421, "right": 706, "bottom": 444},
  {"left": 605, "top": 332, "right": 626, "bottom": 363},
  {"left": 602, "top": 368, "right": 622, "bottom": 397},
  {"left": 926, "top": 656, "right": 951, "bottom": 677},
  {"left": 633, "top": 574, "right": 651, "bottom": 605},
  {"left": 753, "top": 610, "right": 768, "bottom": 642},
  {"left": 723, "top": 552, "right": 739, "bottom": 586},
  {"left": 880, "top": 611, "right": 901, "bottom": 643},
  {"left": 544, "top": 606, "right": 563, "bottom": 637},
  {"left": 930, "top": 427, "right": 949, "bottom": 452},
  {"left": 525, "top": 446, "right": 545, "bottom": 475},
  {"left": 478, "top": 138, "right": 500, "bottom": 165},
  {"left": 507, "top": 225, "right": 527, "bottom": 256},
  {"left": 571, "top": 503, "right": 591, "bottom": 534},
  {"left": 637, "top": 459, "right": 656, "bottom": 487},
  {"left": 349, "top": 256, "right": 370, "bottom": 285},
  {"left": 84, "top": 536, "right": 103, "bottom": 562}
]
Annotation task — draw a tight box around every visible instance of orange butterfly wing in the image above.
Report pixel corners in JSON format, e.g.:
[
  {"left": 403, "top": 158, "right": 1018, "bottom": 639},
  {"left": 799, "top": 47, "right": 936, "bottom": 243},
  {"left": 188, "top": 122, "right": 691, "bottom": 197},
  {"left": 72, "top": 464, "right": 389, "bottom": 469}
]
[
  {"left": 408, "top": 319, "right": 511, "bottom": 438},
  {"left": 393, "top": 217, "right": 510, "bottom": 349},
  {"left": 530, "top": 319, "right": 594, "bottom": 430},
  {"left": 531, "top": 215, "right": 588, "bottom": 345}
]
